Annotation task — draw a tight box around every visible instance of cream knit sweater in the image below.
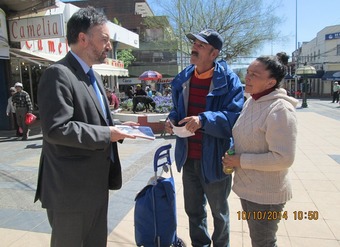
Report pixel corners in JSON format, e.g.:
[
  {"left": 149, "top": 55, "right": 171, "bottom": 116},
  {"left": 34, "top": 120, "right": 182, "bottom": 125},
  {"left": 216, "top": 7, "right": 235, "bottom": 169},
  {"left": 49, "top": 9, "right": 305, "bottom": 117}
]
[{"left": 232, "top": 88, "right": 298, "bottom": 204}]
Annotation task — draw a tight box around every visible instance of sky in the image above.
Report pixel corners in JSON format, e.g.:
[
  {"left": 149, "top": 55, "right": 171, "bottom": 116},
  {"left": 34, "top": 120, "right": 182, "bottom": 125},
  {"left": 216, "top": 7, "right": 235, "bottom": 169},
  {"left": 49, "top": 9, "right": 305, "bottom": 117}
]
[
  {"left": 147, "top": 0, "right": 340, "bottom": 59},
  {"left": 260, "top": 0, "right": 340, "bottom": 56}
]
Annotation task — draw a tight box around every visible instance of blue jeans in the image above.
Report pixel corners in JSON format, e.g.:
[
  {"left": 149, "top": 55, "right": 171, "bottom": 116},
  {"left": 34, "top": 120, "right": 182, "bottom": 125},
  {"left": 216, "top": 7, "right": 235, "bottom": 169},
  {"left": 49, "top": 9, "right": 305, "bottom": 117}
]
[
  {"left": 240, "top": 199, "right": 285, "bottom": 247},
  {"left": 182, "top": 159, "right": 231, "bottom": 247}
]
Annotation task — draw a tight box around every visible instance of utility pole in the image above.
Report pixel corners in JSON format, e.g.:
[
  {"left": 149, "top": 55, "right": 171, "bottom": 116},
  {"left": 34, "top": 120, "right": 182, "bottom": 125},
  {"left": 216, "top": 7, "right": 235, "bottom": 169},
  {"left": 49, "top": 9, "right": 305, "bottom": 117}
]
[
  {"left": 178, "top": 0, "right": 183, "bottom": 71},
  {"left": 294, "top": 0, "right": 298, "bottom": 98}
]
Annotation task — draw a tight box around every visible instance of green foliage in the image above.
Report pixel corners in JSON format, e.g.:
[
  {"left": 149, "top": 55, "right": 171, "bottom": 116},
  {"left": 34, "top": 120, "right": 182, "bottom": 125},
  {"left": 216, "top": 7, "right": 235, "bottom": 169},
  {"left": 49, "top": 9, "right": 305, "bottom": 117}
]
[
  {"left": 117, "top": 49, "right": 136, "bottom": 69},
  {"left": 112, "top": 17, "right": 121, "bottom": 26}
]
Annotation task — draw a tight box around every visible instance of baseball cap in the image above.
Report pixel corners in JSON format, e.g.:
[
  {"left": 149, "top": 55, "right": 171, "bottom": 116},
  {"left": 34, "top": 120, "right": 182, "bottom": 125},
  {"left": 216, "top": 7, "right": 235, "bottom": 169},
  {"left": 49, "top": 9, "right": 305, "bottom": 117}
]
[
  {"left": 186, "top": 29, "right": 223, "bottom": 51},
  {"left": 14, "top": 82, "right": 23, "bottom": 88}
]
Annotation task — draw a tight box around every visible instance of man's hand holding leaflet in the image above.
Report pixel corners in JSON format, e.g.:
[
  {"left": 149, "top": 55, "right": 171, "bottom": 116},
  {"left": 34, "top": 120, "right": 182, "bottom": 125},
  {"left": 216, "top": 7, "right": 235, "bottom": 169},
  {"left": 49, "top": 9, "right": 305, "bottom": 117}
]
[{"left": 169, "top": 121, "right": 195, "bottom": 138}]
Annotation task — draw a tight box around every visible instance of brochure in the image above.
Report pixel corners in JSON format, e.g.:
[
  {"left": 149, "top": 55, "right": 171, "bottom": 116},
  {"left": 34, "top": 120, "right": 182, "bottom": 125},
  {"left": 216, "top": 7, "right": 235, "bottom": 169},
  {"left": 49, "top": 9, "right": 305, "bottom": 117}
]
[
  {"left": 169, "top": 121, "right": 195, "bottom": 138},
  {"left": 115, "top": 125, "right": 155, "bottom": 140}
]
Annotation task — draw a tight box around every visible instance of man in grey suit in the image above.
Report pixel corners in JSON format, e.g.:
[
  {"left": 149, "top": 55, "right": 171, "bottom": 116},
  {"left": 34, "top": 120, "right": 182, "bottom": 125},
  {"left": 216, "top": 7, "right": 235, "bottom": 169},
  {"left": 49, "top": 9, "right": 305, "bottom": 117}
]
[{"left": 35, "top": 7, "right": 137, "bottom": 247}]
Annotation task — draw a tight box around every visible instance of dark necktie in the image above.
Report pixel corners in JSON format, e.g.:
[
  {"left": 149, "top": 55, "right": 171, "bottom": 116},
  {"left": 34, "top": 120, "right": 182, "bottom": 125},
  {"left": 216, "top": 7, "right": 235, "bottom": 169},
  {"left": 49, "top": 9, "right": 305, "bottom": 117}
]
[
  {"left": 88, "top": 68, "right": 114, "bottom": 161},
  {"left": 87, "top": 68, "right": 107, "bottom": 120}
]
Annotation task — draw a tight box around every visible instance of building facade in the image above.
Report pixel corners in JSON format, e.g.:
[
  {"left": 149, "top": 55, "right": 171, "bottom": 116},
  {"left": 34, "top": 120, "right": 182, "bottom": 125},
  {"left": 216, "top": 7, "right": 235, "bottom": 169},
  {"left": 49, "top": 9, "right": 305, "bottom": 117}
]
[
  {"left": 0, "top": 1, "right": 138, "bottom": 130},
  {"left": 288, "top": 24, "right": 340, "bottom": 97}
]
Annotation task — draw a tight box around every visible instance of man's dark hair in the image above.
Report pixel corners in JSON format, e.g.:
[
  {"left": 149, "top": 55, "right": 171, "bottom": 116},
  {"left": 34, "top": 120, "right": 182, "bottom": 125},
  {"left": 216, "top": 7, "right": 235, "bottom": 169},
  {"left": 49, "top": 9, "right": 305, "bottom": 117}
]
[{"left": 66, "top": 6, "right": 108, "bottom": 45}]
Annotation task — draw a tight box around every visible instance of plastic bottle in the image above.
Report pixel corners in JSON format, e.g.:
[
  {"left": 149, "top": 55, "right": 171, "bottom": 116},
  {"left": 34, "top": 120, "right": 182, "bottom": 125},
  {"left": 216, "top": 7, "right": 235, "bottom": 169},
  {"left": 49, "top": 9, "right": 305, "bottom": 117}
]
[{"left": 223, "top": 149, "right": 235, "bottom": 174}]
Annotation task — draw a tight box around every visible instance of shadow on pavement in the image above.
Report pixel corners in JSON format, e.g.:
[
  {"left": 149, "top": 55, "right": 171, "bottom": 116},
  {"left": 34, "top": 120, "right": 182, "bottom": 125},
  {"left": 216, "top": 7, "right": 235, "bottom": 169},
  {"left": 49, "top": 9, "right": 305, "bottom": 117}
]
[{"left": 25, "top": 143, "right": 43, "bottom": 149}]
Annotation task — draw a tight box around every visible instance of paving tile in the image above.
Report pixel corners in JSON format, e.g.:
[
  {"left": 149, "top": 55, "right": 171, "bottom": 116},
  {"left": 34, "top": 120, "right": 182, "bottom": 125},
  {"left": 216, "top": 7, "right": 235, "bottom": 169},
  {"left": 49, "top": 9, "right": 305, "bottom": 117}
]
[
  {"left": 326, "top": 220, "right": 340, "bottom": 240},
  {"left": 301, "top": 179, "right": 339, "bottom": 192},
  {"left": 8, "top": 231, "right": 50, "bottom": 247},
  {"left": 295, "top": 171, "right": 329, "bottom": 180},
  {"left": 283, "top": 216, "right": 334, "bottom": 239},
  {"left": 289, "top": 237, "right": 340, "bottom": 247},
  {"left": 0, "top": 228, "right": 27, "bottom": 246}
]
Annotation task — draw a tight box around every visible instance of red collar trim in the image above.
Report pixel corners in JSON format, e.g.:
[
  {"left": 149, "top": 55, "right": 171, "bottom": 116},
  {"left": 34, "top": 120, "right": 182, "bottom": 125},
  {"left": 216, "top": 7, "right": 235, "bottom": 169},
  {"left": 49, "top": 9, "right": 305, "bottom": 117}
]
[{"left": 252, "top": 88, "right": 275, "bottom": 100}]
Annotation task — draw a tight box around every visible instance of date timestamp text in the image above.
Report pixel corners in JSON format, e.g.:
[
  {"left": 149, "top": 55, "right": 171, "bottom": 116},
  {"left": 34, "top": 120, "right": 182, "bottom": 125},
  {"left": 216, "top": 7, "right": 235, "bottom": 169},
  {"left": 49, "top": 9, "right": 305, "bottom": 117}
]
[{"left": 237, "top": 210, "right": 319, "bottom": 221}]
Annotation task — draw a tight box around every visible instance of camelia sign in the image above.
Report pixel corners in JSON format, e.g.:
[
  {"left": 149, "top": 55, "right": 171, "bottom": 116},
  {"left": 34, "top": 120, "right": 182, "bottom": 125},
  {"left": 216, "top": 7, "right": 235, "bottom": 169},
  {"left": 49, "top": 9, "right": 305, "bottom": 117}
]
[{"left": 9, "top": 14, "right": 64, "bottom": 42}]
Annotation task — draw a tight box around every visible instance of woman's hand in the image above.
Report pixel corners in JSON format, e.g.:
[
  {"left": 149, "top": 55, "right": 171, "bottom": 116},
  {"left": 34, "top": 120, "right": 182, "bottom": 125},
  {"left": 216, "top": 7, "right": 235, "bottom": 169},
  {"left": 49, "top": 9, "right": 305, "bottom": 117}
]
[{"left": 222, "top": 153, "right": 241, "bottom": 168}]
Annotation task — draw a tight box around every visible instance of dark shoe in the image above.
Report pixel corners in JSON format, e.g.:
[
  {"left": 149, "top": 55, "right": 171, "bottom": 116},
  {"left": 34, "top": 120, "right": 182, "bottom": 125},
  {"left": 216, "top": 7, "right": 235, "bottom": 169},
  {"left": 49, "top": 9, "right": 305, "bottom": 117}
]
[
  {"left": 21, "top": 136, "right": 28, "bottom": 141},
  {"left": 173, "top": 238, "right": 186, "bottom": 247}
]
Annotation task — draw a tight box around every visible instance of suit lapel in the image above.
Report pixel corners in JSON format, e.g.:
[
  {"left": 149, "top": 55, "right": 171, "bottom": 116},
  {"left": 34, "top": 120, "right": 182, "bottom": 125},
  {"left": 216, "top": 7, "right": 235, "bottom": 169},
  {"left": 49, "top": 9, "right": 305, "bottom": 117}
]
[{"left": 65, "top": 53, "right": 109, "bottom": 123}]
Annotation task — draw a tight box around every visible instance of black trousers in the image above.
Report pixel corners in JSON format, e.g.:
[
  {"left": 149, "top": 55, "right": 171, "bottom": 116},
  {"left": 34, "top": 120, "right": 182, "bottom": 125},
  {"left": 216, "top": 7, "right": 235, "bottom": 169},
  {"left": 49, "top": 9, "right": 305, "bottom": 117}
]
[
  {"left": 47, "top": 203, "right": 108, "bottom": 247},
  {"left": 332, "top": 92, "right": 339, "bottom": 102}
]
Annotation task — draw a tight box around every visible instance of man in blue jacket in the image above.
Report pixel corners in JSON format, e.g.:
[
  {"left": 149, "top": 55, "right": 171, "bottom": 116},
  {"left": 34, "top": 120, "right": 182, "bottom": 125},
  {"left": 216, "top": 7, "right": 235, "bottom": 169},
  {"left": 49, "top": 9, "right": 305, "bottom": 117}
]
[{"left": 165, "top": 29, "right": 244, "bottom": 247}]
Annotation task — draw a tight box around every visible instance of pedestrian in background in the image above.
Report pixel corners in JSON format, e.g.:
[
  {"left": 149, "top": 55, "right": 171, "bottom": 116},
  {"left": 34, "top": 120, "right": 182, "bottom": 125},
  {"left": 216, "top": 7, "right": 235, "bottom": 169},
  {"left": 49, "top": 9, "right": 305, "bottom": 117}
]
[
  {"left": 222, "top": 52, "right": 298, "bottom": 247},
  {"left": 134, "top": 84, "right": 147, "bottom": 96},
  {"left": 6, "top": 86, "right": 21, "bottom": 137},
  {"left": 106, "top": 87, "right": 120, "bottom": 110},
  {"left": 331, "top": 81, "right": 339, "bottom": 103},
  {"left": 165, "top": 29, "right": 244, "bottom": 247},
  {"left": 146, "top": 86, "right": 153, "bottom": 97},
  {"left": 34, "top": 6, "right": 137, "bottom": 247},
  {"left": 126, "top": 85, "right": 134, "bottom": 98},
  {"left": 12, "top": 82, "right": 33, "bottom": 140}
]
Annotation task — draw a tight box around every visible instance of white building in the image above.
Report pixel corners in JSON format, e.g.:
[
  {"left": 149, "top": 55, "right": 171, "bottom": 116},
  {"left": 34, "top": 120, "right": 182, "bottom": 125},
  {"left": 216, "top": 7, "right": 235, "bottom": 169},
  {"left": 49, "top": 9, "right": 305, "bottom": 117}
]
[{"left": 292, "top": 24, "right": 340, "bottom": 97}]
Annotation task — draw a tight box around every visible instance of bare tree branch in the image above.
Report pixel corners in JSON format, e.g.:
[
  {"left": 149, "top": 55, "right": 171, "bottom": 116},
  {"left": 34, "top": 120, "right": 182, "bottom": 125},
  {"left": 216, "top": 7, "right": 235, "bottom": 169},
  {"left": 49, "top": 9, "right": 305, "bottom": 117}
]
[{"left": 150, "top": 0, "right": 284, "bottom": 60}]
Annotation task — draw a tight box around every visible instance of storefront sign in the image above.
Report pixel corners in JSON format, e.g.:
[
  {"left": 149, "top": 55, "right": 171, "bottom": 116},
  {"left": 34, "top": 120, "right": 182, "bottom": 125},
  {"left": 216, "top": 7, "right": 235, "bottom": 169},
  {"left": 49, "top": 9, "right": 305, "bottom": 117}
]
[
  {"left": 0, "top": 8, "right": 9, "bottom": 59},
  {"left": 325, "top": 32, "right": 340, "bottom": 40},
  {"left": 118, "top": 78, "right": 141, "bottom": 85},
  {"left": 118, "top": 77, "right": 174, "bottom": 85},
  {"left": 9, "top": 14, "right": 64, "bottom": 42},
  {"left": 157, "top": 78, "right": 173, "bottom": 84},
  {"left": 22, "top": 38, "right": 68, "bottom": 57}
]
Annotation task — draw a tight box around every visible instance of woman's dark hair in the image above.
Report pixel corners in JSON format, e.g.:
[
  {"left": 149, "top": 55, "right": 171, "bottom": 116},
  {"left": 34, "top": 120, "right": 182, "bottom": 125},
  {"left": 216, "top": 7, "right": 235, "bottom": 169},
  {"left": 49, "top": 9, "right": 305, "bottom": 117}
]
[
  {"left": 66, "top": 6, "right": 108, "bottom": 45},
  {"left": 256, "top": 52, "right": 289, "bottom": 88}
]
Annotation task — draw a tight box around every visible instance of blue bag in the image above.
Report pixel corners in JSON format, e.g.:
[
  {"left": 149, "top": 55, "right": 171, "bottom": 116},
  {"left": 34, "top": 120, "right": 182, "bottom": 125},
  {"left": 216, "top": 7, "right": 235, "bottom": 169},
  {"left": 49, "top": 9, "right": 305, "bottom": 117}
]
[{"left": 134, "top": 144, "right": 178, "bottom": 247}]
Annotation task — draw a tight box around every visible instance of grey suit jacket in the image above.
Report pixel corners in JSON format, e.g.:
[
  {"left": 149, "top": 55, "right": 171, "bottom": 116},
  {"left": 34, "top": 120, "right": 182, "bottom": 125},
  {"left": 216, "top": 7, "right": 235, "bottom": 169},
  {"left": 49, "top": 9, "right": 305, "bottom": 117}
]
[{"left": 35, "top": 52, "right": 121, "bottom": 211}]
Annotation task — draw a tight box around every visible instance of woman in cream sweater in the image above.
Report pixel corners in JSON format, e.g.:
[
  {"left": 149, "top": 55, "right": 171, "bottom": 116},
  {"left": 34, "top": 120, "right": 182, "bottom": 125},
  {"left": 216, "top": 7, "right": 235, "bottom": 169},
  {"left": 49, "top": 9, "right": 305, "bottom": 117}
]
[{"left": 222, "top": 52, "right": 298, "bottom": 247}]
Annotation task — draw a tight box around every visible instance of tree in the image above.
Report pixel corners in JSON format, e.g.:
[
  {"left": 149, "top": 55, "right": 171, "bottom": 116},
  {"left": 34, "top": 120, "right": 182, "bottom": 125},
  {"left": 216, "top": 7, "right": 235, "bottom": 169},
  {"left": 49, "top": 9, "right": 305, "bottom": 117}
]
[
  {"left": 149, "top": 0, "right": 284, "bottom": 61},
  {"left": 111, "top": 17, "right": 135, "bottom": 68},
  {"left": 117, "top": 49, "right": 136, "bottom": 69}
]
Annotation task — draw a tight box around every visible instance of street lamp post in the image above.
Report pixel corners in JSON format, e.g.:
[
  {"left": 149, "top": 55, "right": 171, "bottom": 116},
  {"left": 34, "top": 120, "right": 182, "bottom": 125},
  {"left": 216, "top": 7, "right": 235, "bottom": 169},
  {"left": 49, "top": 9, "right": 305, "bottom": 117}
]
[{"left": 296, "top": 64, "right": 316, "bottom": 108}]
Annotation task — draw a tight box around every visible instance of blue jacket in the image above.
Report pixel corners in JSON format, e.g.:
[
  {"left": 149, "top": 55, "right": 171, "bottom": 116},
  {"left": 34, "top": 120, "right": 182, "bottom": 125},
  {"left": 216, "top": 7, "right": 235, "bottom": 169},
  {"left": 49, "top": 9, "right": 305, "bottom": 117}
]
[{"left": 168, "top": 60, "right": 244, "bottom": 183}]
